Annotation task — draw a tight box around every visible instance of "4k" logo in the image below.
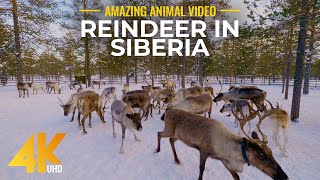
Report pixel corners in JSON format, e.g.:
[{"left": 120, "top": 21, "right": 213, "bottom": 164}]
[{"left": 8, "top": 133, "right": 66, "bottom": 173}]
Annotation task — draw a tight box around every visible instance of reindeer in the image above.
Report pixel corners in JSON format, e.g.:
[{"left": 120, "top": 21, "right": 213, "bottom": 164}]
[
  {"left": 101, "top": 87, "right": 117, "bottom": 110},
  {"left": 142, "top": 82, "right": 162, "bottom": 92},
  {"left": 213, "top": 86, "right": 266, "bottom": 111},
  {"left": 17, "top": 83, "right": 31, "bottom": 98},
  {"left": 69, "top": 80, "right": 82, "bottom": 90},
  {"left": 91, "top": 80, "right": 106, "bottom": 89},
  {"left": 122, "top": 84, "right": 129, "bottom": 94},
  {"left": 77, "top": 87, "right": 83, "bottom": 93},
  {"left": 232, "top": 101, "right": 290, "bottom": 156},
  {"left": 58, "top": 90, "right": 97, "bottom": 127},
  {"left": 111, "top": 100, "right": 142, "bottom": 154},
  {"left": 203, "top": 86, "right": 214, "bottom": 96},
  {"left": 160, "top": 93, "right": 213, "bottom": 120},
  {"left": 155, "top": 109, "right": 288, "bottom": 180},
  {"left": 77, "top": 92, "right": 105, "bottom": 134},
  {"left": 30, "top": 82, "right": 45, "bottom": 95},
  {"left": 150, "top": 88, "right": 175, "bottom": 114},
  {"left": 204, "top": 78, "right": 211, "bottom": 87},
  {"left": 122, "top": 90, "right": 153, "bottom": 120},
  {"left": 163, "top": 79, "right": 176, "bottom": 90},
  {"left": 172, "top": 86, "right": 204, "bottom": 103},
  {"left": 46, "top": 82, "right": 61, "bottom": 94}
]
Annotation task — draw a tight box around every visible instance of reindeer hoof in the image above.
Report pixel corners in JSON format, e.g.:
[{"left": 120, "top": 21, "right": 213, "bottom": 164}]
[
  {"left": 88, "top": 125, "right": 92, "bottom": 128},
  {"left": 135, "top": 138, "right": 141, "bottom": 142},
  {"left": 119, "top": 150, "right": 124, "bottom": 154},
  {"left": 70, "top": 119, "right": 74, "bottom": 122},
  {"left": 113, "top": 134, "right": 116, "bottom": 139},
  {"left": 83, "top": 132, "right": 87, "bottom": 135},
  {"left": 154, "top": 148, "right": 160, "bottom": 154},
  {"left": 174, "top": 160, "right": 182, "bottom": 165},
  {"left": 102, "top": 120, "right": 106, "bottom": 124}
]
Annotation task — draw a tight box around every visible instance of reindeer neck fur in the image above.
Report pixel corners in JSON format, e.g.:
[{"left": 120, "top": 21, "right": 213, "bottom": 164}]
[{"left": 214, "top": 134, "right": 246, "bottom": 173}]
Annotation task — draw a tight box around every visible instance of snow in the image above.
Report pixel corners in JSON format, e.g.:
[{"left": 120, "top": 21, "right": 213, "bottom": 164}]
[{"left": 0, "top": 83, "right": 320, "bottom": 180}]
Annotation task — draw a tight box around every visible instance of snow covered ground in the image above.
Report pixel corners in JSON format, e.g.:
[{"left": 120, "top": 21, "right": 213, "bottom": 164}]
[{"left": 0, "top": 83, "right": 319, "bottom": 180}]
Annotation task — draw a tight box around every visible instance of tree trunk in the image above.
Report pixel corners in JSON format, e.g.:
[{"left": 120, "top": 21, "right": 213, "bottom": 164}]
[
  {"left": 285, "top": 24, "right": 294, "bottom": 99},
  {"left": 85, "top": 35, "right": 91, "bottom": 87},
  {"left": 303, "top": 0, "right": 316, "bottom": 94},
  {"left": 282, "top": 64, "right": 285, "bottom": 93},
  {"left": 291, "top": 0, "right": 310, "bottom": 122},
  {"left": 12, "top": 0, "right": 23, "bottom": 83}
]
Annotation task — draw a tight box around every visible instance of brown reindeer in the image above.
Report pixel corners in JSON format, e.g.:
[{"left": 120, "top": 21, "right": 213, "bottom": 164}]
[
  {"left": 155, "top": 109, "right": 288, "bottom": 180},
  {"left": 213, "top": 86, "right": 266, "bottom": 111},
  {"left": 91, "top": 80, "right": 106, "bottom": 89},
  {"left": 122, "top": 90, "right": 152, "bottom": 120},
  {"left": 173, "top": 86, "right": 205, "bottom": 103},
  {"left": 161, "top": 93, "right": 213, "bottom": 120},
  {"left": 17, "top": 83, "right": 31, "bottom": 98},
  {"left": 150, "top": 88, "right": 175, "bottom": 114},
  {"left": 77, "top": 92, "right": 105, "bottom": 134},
  {"left": 58, "top": 90, "right": 97, "bottom": 127},
  {"left": 203, "top": 86, "right": 214, "bottom": 96}
]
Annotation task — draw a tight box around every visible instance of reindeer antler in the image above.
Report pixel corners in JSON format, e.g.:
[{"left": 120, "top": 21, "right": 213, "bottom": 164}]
[
  {"left": 231, "top": 102, "right": 258, "bottom": 140},
  {"left": 254, "top": 99, "right": 280, "bottom": 144},
  {"left": 57, "top": 97, "right": 64, "bottom": 105},
  {"left": 146, "top": 81, "right": 151, "bottom": 86}
]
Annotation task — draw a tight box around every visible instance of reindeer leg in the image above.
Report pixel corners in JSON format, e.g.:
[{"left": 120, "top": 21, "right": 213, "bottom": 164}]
[
  {"left": 149, "top": 104, "right": 153, "bottom": 118},
  {"left": 81, "top": 114, "right": 88, "bottom": 134},
  {"left": 144, "top": 108, "right": 148, "bottom": 121},
  {"left": 27, "top": 89, "right": 29, "bottom": 97},
  {"left": 222, "top": 161, "right": 240, "bottom": 180},
  {"left": 112, "top": 115, "right": 116, "bottom": 139},
  {"left": 169, "top": 138, "right": 181, "bottom": 164},
  {"left": 198, "top": 151, "right": 209, "bottom": 180},
  {"left": 88, "top": 113, "right": 92, "bottom": 128},
  {"left": 155, "top": 132, "right": 162, "bottom": 153},
  {"left": 97, "top": 108, "right": 105, "bottom": 123},
  {"left": 77, "top": 112, "right": 81, "bottom": 129},
  {"left": 70, "top": 107, "right": 76, "bottom": 122},
  {"left": 157, "top": 101, "right": 161, "bottom": 114},
  {"left": 119, "top": 124, "right": 126, "bottom": 154}
]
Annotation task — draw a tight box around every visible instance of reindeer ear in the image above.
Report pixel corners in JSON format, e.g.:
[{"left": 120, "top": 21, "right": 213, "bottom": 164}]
[
  {"left": 126, "top": 114, "right": 133, "bottom": 119},
  {"left": 251, "top": 131, "right": 260, "bottom": 140}
]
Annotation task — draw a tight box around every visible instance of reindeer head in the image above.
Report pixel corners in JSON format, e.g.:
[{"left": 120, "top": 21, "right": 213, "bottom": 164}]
[
  {"left": 220, "top": 103, "right": 231, "bottom": 113},
  {"left": 58, "top": 97, "right": 71, "bottom": 116},
  {"left": 126, "top": 113, "right": 142, "bottom": 131},
  {"left": 243, "top": 136, "right": 288, "bottom": 180},
  {"left": 164, "top": 91, "right": 176, "bottom": 104},
  {"left": 213, "top": 93, "right": 224, "bottom": 102}
]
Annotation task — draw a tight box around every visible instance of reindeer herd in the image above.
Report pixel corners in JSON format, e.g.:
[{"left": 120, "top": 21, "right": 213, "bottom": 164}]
[{"left": 17, "top": 78, "right": 290, "bottom": 180}]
